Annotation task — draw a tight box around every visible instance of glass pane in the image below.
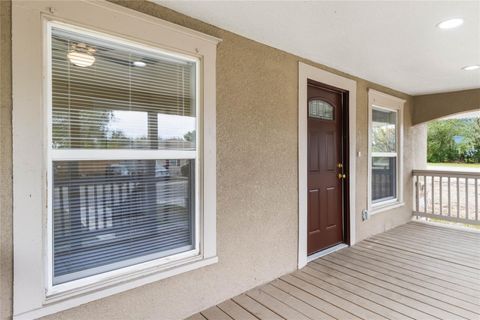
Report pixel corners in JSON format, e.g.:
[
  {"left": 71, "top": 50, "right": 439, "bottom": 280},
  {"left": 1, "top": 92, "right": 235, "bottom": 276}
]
[
  {"left": 371, "top": 157, "right": 396, "bottom": 202},
  {"left": 309, "top": 99, "right": 334, "bottom": 120},
  {"left": 372, "top": 109, "right": 396, "bottom": 152},
  {"left": 51, "top": 27, "right": 196, "bottom": 150},
  {"left": 52, "top": 159, "right": 195, "bottom": 284}
]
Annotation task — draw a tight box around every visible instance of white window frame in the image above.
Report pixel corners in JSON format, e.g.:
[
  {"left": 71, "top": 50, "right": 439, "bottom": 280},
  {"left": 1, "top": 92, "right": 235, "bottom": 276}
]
[
  {"left": 12, "top": 1, "right": 220, "bottom": 319},
  {"left": 46, "top": 21, "right": 202, "bottom": 295},
  {"left": 367, "top": 89, "right": 405, "bottom": 214}
]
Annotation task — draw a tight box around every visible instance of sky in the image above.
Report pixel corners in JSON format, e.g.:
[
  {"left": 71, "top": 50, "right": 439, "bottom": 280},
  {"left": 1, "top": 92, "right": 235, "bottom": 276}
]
[{"left": 108, "top": 111, "right": 195, "bottom": 140}]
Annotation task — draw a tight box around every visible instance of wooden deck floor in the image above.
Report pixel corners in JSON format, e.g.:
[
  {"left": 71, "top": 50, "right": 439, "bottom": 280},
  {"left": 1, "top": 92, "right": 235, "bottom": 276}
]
[{"left": 186, "top": 222, "right": 480, "bottom": 320}]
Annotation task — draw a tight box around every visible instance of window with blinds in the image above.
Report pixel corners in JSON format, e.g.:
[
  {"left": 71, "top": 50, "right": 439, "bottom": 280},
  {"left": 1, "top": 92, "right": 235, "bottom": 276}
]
[{"left": 50, "top": 26, "right": 198, "bottom": 285}]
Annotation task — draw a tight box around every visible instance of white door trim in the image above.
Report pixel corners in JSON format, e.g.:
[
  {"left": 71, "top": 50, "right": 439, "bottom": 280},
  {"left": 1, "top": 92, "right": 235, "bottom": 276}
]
[{"left": 298, "top": 62, "right": 357, "bottom": 269}]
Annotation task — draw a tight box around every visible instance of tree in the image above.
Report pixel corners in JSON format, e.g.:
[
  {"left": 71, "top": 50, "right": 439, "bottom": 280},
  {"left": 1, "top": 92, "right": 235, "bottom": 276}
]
[
  {"left": 427, "top": 117, "right": 480, "bottom": 164},
  {"left": 461, "top": 118, "right": 480, "bottom": 163},
  {"left": 183, "top": 130, "right": 195, "bottom": 143}
]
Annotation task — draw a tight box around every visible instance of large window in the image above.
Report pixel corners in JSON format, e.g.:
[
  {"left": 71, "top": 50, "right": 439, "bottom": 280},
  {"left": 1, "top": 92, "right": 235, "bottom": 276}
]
[
  {"left": 13, "top": 2, "right": 218, "bottom": 317},
  {"left": 368, "top": 90, "right": 405, "bottom": 211},
  {"left": 50, "top": 25, "right": 199, "bottom": 286}
]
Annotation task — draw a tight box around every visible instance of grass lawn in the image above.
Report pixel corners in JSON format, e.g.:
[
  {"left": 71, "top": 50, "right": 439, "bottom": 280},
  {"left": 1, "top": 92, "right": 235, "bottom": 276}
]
[{"left": 428, "top": 162, "right": 480, "bottom": 169}]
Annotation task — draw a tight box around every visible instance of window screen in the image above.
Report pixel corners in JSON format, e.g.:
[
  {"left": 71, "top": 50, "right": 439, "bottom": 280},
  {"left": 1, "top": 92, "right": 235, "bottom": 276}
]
[{"left": 50, "top": 26, "right": 197, "bottom": 285}]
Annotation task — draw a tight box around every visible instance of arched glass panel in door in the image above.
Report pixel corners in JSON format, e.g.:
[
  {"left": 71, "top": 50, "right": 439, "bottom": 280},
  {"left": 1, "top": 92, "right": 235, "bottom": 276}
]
[{"left": 308, "top": 99, "right": 334, "bottom": 120}]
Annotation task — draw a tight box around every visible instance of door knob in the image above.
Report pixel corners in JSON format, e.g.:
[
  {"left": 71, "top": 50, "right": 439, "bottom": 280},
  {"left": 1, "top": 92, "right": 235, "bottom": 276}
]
[{"left": 337, "top": 173, "right": 346, "bottom": 179}]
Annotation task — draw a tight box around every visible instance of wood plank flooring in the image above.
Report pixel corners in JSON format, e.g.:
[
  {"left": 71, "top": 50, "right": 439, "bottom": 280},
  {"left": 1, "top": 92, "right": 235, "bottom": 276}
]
[{"left": 186, "top": 222, "right": 480, "bottom": 320}]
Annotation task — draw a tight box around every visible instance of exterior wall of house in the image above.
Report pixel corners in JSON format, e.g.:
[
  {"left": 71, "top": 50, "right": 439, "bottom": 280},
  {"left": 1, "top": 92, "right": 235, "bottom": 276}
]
[
  {"left": 412, "top": 124, "right": 428, "bottom": 170},
  {"left": 1, "top": 1, "right": 415, "bottom": 319},
  {"left": 413, "top": 88, "right": 480, "bottom": 125},
  {"left": 0, "top": 1, "right": 13, "bottom": 320}
]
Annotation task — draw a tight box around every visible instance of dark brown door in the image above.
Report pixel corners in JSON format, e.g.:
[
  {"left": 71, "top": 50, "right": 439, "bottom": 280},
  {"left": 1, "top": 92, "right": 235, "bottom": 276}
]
[{"left": 307, "top": 81, "right": 345, "bottom": 255}]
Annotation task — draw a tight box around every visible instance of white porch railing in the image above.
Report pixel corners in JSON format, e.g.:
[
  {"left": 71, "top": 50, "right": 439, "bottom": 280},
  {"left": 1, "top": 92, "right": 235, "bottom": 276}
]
[{"left": 413, "top": 169, "right": 480, "bottom": 225}]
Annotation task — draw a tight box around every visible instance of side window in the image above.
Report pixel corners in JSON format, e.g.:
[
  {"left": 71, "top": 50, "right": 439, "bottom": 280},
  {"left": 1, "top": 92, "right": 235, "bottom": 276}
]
[
  {"left": 368, "top": 90, "right": 405, "bottom": 211},
  {"left": 371, "top": 108, "right": 398, "bottom": 203}
]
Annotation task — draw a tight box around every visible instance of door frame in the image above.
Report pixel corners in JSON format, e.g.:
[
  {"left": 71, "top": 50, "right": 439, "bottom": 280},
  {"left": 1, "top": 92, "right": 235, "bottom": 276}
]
[{"left": 298, "top": 62, "right": 357, "bottom": 269}]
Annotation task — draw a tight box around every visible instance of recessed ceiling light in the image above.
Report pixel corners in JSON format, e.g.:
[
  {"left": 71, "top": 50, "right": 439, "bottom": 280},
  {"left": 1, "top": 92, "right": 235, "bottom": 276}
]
[
  {"left": 462, "top": 65, "right": 480, "bottom": 71},
  {"left": 437, "top": 18, "right": 464, "bottom": 29},
  {"left": 133, "top": 61, "right": 146, "bottom": 67}
]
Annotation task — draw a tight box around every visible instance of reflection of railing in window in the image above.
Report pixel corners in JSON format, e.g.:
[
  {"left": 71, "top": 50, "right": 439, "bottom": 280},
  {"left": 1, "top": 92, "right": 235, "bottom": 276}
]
[
  {"left": 372, "top": 167, "right": 395, "bottom": 202},
  {"left": 53, "top": 173, "right": 192, "bottom": 278}
]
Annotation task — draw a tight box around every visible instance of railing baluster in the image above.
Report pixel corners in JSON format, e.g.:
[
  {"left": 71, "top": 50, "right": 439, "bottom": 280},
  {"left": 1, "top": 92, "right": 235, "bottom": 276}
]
[
  {"left": 447, "top": 177, "right": 451, "bottom": 217},
  {"left": 465, "top": 177, "right": 468, "bottom": 219},
  {"left": 424, "top": 175, "right": 427, "bottom": 213},
  {"left": 94, "top": 184, "right": 99, "bottom": 230},
  {"left": 476, "top": 178, "right": 478, "bottom": 221},
  {"left": 431, "top": 176, "right": 435, "bottom": 215},
  {"left": 415, "top": 175, "right": 419, "bottom": 213},
  {"left": 457, "top": 177, "right": 460, "bottom": 218},
  {"left": 439, "top": 176, "right": 442, "bottom": 216}
]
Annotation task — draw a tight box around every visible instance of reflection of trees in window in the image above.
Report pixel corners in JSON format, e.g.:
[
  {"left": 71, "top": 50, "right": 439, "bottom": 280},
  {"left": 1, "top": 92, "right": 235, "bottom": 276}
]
[
  {"left": 372, "top": 109, "right": 396, "bottom": 153},
  {"left": 372, "top": 126, "right": 396, "bottom": 152},
  {"left": 183, "top": 130, "right": 195, "bottom": 143},
  {"left": 52, "top": 107, "right": 148, "bottom": 149},
  {"left": 50, "top": 25, "right": 198, "bottom": 285},
  {"left": 51, "top": 29, "right": 195, "bottom": 150}
]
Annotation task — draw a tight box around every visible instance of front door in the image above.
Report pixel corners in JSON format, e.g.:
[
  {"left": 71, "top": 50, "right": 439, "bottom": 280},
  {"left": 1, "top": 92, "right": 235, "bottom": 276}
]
[{"left": 307, "top": 81, "right": 345, "bottom": 255}]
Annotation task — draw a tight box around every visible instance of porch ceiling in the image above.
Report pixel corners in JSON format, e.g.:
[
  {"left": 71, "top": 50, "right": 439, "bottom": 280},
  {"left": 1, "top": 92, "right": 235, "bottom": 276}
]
[{"left": 156, "top": 1, "right": 480, "bottom": 95}]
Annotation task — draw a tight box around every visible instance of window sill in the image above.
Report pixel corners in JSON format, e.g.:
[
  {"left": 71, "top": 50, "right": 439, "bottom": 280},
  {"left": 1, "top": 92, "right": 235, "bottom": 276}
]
[
  {"left": 370, "top": 202, "right": 405, "bottom": 216},
  {"left": 14, "top": 256, "right": 218, "bottom": 320}
]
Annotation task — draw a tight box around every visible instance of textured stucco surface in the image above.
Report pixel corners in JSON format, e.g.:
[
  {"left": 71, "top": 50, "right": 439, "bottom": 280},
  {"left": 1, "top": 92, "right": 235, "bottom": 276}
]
[
  {"left": 413, "top": 89, "right": 480, "bottom": 124},
  {"left": 2, "top": 1, "right": 415, "bottom": 319},
  {"left": 412, "top": 124, "right": 428, "bottom": 170},
  {"left": 0, "top": 1, "right": 13, "bottom": 320}
]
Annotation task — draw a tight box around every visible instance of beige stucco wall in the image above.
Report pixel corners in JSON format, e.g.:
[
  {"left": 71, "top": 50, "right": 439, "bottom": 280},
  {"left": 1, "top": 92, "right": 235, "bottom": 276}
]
[
  {"left": 413, "top": 89, "right": 480, "bottom": 125},
  {"left": 1, "top": 1, "right": 415, "bottom": 319},
  {"left": 412, "top": 124, "right": 428, "bottom": 170},
  {"left": 0, "top": 1, "right": 13, "bottom": 320}
]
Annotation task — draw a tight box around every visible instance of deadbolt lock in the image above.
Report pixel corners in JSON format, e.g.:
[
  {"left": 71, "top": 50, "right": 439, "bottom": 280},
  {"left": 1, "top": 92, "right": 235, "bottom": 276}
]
[{"left": 337, "top": 163, "right": 343, "bottom": 168}]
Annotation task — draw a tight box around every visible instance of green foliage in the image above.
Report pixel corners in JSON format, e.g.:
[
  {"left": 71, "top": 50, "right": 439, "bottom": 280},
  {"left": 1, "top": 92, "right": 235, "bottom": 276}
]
[
  {"left": 372, "top": 126, "right": 396, "bottom": 152},
  {"left": 183, "top": 130, "right": 195, "bottom": 142},
  {"left": 427, "top": 117, "right": 480, "bottom": 163}
]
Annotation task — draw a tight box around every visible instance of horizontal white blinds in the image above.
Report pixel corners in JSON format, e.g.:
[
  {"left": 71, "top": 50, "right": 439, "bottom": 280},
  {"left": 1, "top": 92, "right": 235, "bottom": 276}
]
[
  {"left": 51, "top": 27, "right": 196, "bottom": 150},
  {"left": 50, "top": 26, "right": 198, "bottom": 285},
  {"left": 53, "top": 159, "right": 195, "bottom": 284}
]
